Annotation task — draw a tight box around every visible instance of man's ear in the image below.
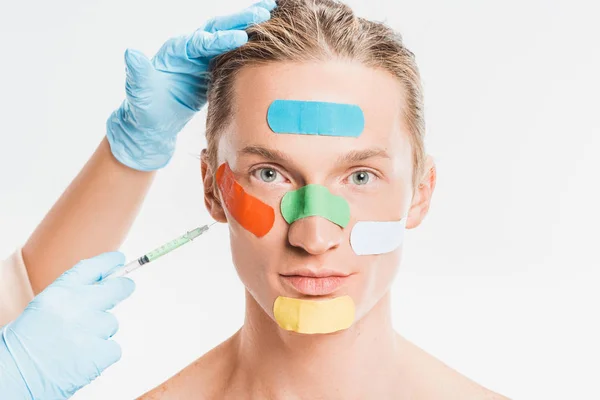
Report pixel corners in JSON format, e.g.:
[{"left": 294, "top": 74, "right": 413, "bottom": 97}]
[
  {"left": 406, "top": 155, "right": 437, "bottom": 229},
  {"left": 201, "top": 149, "right": 227, "bottom": 223}
]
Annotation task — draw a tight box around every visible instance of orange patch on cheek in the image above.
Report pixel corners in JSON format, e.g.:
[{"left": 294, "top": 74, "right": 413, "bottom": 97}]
[{"left": 216, "top": 163, "right": 275, "bottom": 237}]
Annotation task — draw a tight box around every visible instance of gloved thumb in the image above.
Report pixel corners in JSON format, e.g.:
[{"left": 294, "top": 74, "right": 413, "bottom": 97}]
[
  {"left": 124, "top": 48, "right": 154, "bottom": 95},
  {"left": 56, "top": 252, "right": 126, "bottom": 285}
]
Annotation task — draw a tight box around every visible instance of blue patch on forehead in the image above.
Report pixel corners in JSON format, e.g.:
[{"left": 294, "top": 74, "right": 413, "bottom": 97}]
[{"left": 267, "top": 99, "right": 364, "bottom": 137}]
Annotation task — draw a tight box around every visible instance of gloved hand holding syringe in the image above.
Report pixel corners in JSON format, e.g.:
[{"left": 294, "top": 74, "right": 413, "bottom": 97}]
[
  {"left": 106, "top": 221, "right": 217, "bottom": 278},
  {"left": 0, "top": 223, "right": 218, "bottom": 400}
]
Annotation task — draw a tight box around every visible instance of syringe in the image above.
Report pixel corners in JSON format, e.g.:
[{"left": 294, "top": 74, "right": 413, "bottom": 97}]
[{"left": 107, "top": 222, "right": 217, "bottom": 278}]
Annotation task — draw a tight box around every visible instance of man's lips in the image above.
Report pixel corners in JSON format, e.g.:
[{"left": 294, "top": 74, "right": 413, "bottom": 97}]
[{"left": 280, "top": 269, "right": 352, "bottom": 296}]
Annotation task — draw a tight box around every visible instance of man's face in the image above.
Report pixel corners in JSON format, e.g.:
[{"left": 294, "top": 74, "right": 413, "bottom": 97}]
[{"left": 204, "top": 60, "right": 427, "bottom": 326}]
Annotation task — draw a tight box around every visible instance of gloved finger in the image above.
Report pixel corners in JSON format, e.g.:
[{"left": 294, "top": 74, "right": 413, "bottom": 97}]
[
  {"left": 253, "top": 0, "right": 278, "bottom": 11},
  {"left": 57, "top": 252, "right": 126, "bottom": 285},
  {"left": 203, "top": 0, "right": 276, "bottom": 33},
  {"left": 86, "top": 276, "right": 136, "bottom": 311},
  {"left": 187, "top": 30, "right": 249, "bottom": 59},
  {"left": 124, "top": 48, "right": 154, "bottom": 106},
  {"left": 80, "top": 310, "right": 119, "bottom": 339},
  {"left": 93, "top": 339, "right": 123, "bottom": 372},
  {"left": 125, "top": 49, "right": 154, "bottom": 87}
]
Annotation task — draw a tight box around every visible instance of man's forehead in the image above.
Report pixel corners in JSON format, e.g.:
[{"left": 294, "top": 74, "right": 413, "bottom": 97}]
[
  {"left": 221, "top": 62, "right": 409, "bottom": 163},
  {"left": 231, "top": 61, "right": 405, "bottom": 127}
]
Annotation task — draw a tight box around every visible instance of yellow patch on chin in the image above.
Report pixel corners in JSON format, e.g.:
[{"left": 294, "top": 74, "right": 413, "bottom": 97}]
[{"left": 273, "top": 295, "right": 355, "bottom": 334}]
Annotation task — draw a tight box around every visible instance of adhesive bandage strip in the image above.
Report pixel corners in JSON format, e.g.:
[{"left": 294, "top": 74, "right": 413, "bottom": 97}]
[
  {"left": 267, "top": 99, "right": 365, "bottom": 137},
  {"left": 216, "top": 163, "right": 275, "bottom": 237},
  {"left": 273, "top": 295, "right": 355, "bottom": 334},
  {"left": 281, "top": 184, "right": 351, "bottom": 228},
  {"left": 349, "top": 218, "right": 407, "bottom": 255}
]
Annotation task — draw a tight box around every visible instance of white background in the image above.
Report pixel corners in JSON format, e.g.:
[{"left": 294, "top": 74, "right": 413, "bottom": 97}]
[{"left": 1, "top": 0, "right": 599, "bottom": 398}]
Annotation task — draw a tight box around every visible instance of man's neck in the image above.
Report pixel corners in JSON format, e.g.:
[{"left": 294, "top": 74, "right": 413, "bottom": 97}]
[{"left": 230, "top": 291, "right": 401, "bottom": 399}]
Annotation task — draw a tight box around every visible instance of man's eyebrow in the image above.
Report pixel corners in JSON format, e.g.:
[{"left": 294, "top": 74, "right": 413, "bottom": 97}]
[
  {"left": 238, "top": 145, "right": 390, "bottom": 165},
  {"left": 238, "top": 145, "right": 292, "bottom": 163},
  {"left": 337, "top": 148, "right": 390, "bottom": 164}
]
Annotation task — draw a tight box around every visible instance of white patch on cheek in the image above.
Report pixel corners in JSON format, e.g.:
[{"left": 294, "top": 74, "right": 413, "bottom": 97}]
[{"left": 349, "top": 218, "right": 407, "bottom": 255}]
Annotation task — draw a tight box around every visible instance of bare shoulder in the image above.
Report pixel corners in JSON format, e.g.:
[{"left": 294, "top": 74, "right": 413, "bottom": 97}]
[
  {"left": 397, "top": 335, "right": 510, "bottom": 400},
  {"left": 137, "top": 333, "right": 239, "bottom": 400}
]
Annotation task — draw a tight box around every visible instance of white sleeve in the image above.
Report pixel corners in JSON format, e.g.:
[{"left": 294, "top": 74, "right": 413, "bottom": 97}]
[{"left": 0, "top": 249, "right": 34, "bottom": 326}]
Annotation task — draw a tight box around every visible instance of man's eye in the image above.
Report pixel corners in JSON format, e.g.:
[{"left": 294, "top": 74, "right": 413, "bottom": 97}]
[
  {"left": 256, "top": 168, "right": 279, "bottom": 183},
  {"left": 350, "top": 171, "right": 372, "bottom": 185}
]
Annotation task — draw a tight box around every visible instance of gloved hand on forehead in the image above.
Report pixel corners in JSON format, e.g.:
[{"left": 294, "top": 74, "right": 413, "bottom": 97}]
[
  {"left": 107, "top": 0, "right": 277, "bottom": 171},
  {"left": 0, "top": 252, "right": 135, "bottom": 400}
]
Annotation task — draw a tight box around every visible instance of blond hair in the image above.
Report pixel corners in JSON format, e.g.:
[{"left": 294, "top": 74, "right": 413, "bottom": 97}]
[{"left": 206, "top": 0, "right": 426, "bottom": 191}]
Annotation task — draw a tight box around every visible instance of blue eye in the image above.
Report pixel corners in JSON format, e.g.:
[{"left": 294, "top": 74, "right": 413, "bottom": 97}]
[
  {"left": 351, "top": 171, "right": 370, "bottom": 185},
  {"left": 259, "top": 168, "right": 278, "bottom": 183}
]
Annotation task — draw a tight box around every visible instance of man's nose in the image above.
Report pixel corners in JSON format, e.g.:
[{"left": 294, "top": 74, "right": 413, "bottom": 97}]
[{"left": 287, "top": 216, "right": 343, "bottom": 255}]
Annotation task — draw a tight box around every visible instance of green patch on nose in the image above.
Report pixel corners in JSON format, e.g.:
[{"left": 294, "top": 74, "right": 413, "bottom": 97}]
[{"left": 280, "top": 184, "right": 350, "bottom": 228}]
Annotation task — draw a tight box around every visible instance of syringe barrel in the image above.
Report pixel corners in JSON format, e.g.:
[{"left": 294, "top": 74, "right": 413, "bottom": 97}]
[
  {"left": 105, "top": 224, "right": 211, "bottom": 279},
  {"left": 145, "top": 226, "right": 207, "bottom": 262}
]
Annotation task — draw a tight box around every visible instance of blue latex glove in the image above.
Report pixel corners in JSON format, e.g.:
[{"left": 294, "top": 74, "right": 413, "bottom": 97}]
[
  {"left": 106, "top": 0, "right": 277, "bottom": 171},
  {"left": 0, "top": 252, "right": 135, "bottom": 400}
]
